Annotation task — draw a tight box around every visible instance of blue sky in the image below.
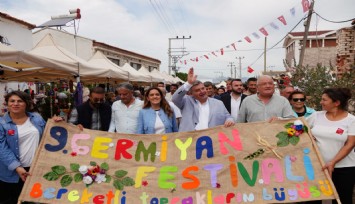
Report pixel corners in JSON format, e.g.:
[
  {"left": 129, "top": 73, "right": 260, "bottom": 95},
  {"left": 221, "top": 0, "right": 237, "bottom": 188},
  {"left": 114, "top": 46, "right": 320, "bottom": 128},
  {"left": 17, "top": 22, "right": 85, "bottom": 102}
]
[{"left": 1, "top": 0, "right": 354, "bottom": 81}]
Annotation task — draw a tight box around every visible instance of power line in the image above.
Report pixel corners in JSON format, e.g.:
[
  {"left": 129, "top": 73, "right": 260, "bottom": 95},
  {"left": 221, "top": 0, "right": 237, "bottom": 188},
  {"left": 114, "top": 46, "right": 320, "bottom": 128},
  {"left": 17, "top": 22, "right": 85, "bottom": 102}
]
[
  {"left": 149, "top": 0, "right": 174, "bottom": 34},
  {"left": 249, "top": 15, "right": 307, "bottom": 67},
  {"left": 313, "top": 11, "right": 355, "bottom": 23},
  {"left": 188, "top": 47, "right": 284, "bottom": 53}
]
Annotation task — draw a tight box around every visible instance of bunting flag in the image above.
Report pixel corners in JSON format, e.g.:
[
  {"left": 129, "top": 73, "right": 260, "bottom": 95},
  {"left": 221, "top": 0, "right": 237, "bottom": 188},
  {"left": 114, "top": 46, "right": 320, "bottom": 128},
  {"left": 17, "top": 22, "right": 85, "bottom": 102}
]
[
  {"left": 278, "top": 15, "right": 287, "bottom": 25},
  {"left": 231, "top": 43, "right": 236, "bottom": 50},
  {"left": 302, "top": 0, "right": 310, "bottom": 13},
  {"left": 244, "top": 36, "right": 252, "bottom": 43},
  {"left": 247, "top": 66, "right": 255, "bottom": 73},
  {"left": 290, "top": 7, "right": 296, "bottom": 16},
  {"left": 259, "top": 27, "right": 269, "bottom": 36},
  {"left": 252, "top": 32, "right": 260, "bottom": 39},
  {"left": 270, "top": 22, "right": 279, "bottom": 30},
  {"left": 179, "top": 0, "right": 304, "bottom": 66}
]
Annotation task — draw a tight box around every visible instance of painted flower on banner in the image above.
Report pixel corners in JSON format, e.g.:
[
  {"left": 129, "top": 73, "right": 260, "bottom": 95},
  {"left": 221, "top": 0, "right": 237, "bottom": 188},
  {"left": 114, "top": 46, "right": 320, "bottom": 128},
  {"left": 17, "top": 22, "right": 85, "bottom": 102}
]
[
  {"left": 43, "top": 161, "right": 135, "bottom": 190},
  {"left": 276, "top": 120, "right": 308, "bottom": 147}
]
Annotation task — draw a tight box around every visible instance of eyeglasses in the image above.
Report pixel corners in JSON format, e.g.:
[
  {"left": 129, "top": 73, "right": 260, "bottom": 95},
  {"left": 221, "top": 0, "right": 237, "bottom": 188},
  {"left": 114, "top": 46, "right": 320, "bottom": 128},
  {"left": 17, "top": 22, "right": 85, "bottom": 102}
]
[{"left": 292, "top": 98, "right": 306, "bottom": 102}]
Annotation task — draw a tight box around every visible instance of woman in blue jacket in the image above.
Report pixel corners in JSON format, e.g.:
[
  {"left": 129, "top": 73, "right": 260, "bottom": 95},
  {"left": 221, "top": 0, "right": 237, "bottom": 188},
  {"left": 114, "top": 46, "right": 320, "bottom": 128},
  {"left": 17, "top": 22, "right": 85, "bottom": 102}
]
[
  {"left": 137, "top": 87, "right": 178, "bottom": 134},
  {"left": 0, "top": 91, "right": 46, "bottom": 204}
]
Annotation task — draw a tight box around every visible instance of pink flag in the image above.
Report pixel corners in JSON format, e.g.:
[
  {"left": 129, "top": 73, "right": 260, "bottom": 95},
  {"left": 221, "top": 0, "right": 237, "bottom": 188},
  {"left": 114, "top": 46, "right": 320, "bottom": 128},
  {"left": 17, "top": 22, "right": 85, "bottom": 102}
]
[
  {"left": 212, "top": 51, "right": 217, "bottom": 56},
  {"left": 231, "top": 43, "right": 236, "bottom": 50},
  {"left": 220, "top": 48, "right": 224, "bottom": 55},
  {"left": 259, "top": 27, "right": 269, "bottom": 36},
  {"left": 196, "top": 57, "right": 199, "bottom": 62},
  {"left": 244, "top": 36, "right": 252, "bottom": 43},
  {"left": 277, "top": 16, "right": 287, "bottom": 25},
  {"left": 278, "top": 15, "right": 287, "bottom": 25},
  {"left": 204, "top": 55, "right": 209, "bottom": 59},
  {"left": 302, "top": 0, "right": 310, "bottom": 13},
  {"left": 184, "top": 60, "right": 187, "bottom": 65},
  {"left": 247, "top": 66, "right": 254, "bottom": 73}
]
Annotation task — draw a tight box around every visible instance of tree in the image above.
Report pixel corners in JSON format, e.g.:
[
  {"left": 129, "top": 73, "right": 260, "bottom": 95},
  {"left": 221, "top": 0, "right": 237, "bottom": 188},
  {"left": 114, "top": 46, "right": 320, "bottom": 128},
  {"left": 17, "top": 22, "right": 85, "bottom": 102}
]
[
  {"left": 175, "top": 72, "right": 187, "bottom": 82},
  {"left": 291, "top": 65, "right": 355, "bottom": 114}
]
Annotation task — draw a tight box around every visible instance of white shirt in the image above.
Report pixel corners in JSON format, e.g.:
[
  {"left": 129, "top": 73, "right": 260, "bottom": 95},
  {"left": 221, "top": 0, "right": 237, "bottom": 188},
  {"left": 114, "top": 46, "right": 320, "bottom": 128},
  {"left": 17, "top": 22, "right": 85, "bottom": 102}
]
[
  {"left": 154, "top": 111, "right": 166, "bottom": 134},
  {"left": 230, "top": 93, "right": 241, "bottom": 122},
  {"left": 195, "top": 100, "right": 209, "bottom": 130},
  {"left": 168, "top": 101, "right": 182, "bottom": 118},
  {"left": 307, "top": 111, "right": 355, "bottom": 168},
  {"left": 17, "top": 118, "right": 40, "bottom": 167},
  {"left": 165, "top": 92, "right": 172, "bottom": 101},
  {"left": 109, "top": 99, "right": 143, "bottom": 133}
]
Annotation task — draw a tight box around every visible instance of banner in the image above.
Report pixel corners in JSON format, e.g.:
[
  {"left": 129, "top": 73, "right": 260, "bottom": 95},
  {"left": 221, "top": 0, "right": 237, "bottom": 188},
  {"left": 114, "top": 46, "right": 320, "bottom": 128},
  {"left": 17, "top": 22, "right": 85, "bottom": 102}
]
[{"left": 20, "top": 119, "right": 339, "bottom": 203}]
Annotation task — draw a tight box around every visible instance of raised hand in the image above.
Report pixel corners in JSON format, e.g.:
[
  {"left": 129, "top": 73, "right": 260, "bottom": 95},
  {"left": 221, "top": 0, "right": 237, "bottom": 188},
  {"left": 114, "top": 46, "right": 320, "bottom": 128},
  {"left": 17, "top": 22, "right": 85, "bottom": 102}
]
[{"left": 187, "top": 67, "right": 197, "bottom": 85}]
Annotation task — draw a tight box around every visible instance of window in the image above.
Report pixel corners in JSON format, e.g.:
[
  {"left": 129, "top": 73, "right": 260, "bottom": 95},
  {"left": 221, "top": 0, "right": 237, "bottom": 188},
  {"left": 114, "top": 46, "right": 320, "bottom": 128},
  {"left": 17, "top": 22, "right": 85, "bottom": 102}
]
[
  {"left": 130, "top": 63, "right": 141, "bottom": 70},
  {"left": 108, "top": 57, "right": 120, "bottom": 66},
  {"left": 148, "top": 66, "right": 157, "bottom": 72}
]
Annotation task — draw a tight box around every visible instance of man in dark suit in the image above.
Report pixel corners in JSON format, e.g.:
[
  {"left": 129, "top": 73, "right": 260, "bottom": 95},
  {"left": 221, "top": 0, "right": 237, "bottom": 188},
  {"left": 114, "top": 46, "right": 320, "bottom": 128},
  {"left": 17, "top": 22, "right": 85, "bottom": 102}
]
[{"left": 221, "top": 79, "right": 248, "bottom": 122}]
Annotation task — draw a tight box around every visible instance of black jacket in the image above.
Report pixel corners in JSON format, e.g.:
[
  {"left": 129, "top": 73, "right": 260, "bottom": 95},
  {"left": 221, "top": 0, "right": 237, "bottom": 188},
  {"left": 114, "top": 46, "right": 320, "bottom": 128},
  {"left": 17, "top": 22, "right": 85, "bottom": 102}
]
[
  {"left": 220, "top": 93, "right": 248, "bottom": 114},
  {"left": 76, "top": 101, "right": 111, "bottom": 131}
]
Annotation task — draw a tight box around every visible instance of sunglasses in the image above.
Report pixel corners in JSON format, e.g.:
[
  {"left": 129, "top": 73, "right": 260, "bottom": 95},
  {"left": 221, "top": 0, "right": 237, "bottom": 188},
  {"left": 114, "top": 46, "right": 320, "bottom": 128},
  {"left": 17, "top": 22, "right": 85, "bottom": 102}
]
[
  {"left": 292, "top": 98, "right": 306, "bottom": 102},
  {"left": 91, "top": 98, "right": 105, "bottom": 103}
]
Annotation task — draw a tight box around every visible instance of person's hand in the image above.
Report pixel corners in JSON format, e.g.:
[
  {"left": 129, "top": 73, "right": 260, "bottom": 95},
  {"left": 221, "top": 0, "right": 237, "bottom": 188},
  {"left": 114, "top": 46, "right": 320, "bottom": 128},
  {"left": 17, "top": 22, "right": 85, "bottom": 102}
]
[
  {"left": 322, "top": 161, "right": 335, "bottom": 177},
  {"left": 187, "top": 67, "right": 197, "bottom": 85},
  {"left": 267, "top": 117, "right": 279, "bottom": 123},
  {"left": 16, "top": 166, "right": 30, "bottom": 182},
  {"left": 77, "top": 124, "right": 84, "bottom": 131},
  {"left": 52, "top": 115, "right": 64, "bottom": 122},
  {"left": 224, "top": 120, "right": 235, "bottom": 127}
]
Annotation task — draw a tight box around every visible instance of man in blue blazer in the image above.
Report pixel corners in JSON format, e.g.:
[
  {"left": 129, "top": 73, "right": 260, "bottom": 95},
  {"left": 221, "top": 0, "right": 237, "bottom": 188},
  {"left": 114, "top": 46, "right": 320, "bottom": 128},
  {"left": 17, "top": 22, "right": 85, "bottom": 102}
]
[{"left": 172, "top": 68, "right": 235, "bottom": 132}]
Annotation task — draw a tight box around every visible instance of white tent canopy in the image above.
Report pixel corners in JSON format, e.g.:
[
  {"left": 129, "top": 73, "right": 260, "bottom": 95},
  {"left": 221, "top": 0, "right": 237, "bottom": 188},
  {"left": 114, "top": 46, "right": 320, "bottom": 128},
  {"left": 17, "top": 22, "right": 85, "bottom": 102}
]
[
  {"left": 0, "top": 42, "right": 78, "bottom": 81},
  {"left": 150, "top": 68, "right": 170, "bottom": 83},
  {"left": 161, "top": 71, "right": 177, "bottom": 84},
  {"left": 138, "top": 66, "right": 163, "bottom": 82},
  {"left": 87, "top": 51, "right": 129, "bottom": 81},
  {"left": 120, "top": 63, "right": 151, "bottom": 82},
  {"left": 28, "top": 33, "right": 128, "bottom": 82}
]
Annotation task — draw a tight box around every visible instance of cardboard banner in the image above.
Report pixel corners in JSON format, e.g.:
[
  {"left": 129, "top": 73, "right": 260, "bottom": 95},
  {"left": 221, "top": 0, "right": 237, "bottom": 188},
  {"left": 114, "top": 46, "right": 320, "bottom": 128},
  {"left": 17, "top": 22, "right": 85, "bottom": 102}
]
[{"left": 20, "top": 118, "right": 339, "bottom": 203}]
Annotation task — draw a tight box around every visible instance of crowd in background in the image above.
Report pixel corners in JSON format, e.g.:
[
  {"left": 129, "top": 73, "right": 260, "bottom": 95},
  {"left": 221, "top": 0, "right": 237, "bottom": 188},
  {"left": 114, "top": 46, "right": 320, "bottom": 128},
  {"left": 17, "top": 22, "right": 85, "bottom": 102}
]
[{"left": 0, "top": 68, "right": 354, "bottom": 204}]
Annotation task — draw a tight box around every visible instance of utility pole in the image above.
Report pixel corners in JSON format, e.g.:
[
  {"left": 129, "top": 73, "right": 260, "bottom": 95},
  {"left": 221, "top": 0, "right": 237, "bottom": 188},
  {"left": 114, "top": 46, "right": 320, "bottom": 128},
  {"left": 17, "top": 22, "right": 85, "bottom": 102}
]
[
  {"left": 264, "top": 37, "right": 267, "bottom": 73},
  {"left": 236, "top": 56, "right": 244, "bottom": 79},
  {"left": 168, "top": 36, "right": 191, "bottom": 75},
  {"left": 299, "top": 0, "right": 315, "bottom": 68},
  {"left": 227, "top": 62, "right": 235, "bottom": 78}
]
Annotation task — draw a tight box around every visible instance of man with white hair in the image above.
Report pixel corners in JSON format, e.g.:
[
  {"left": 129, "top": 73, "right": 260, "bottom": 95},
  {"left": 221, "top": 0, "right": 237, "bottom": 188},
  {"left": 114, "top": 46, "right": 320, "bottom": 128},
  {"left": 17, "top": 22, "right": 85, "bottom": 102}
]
[{"left": 237, "top": 75, "right": 294, "bottom": 123}]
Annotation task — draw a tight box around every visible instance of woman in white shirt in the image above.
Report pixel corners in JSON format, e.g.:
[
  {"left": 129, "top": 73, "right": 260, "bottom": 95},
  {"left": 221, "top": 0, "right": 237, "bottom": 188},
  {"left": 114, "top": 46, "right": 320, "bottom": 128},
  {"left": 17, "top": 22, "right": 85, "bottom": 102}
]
[
  {"left": 307, "top": 88, "right": 355, "bottom": 204},
  {"left": 137, "top": 88, "right": 178, "bottom": 134}
]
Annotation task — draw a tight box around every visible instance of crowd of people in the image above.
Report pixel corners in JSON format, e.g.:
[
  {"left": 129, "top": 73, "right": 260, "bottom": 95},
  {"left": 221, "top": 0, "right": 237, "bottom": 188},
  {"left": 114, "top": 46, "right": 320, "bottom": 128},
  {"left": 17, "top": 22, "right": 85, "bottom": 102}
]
[{"left": 0, "top": 67, "right": 354, "bottom": 204}]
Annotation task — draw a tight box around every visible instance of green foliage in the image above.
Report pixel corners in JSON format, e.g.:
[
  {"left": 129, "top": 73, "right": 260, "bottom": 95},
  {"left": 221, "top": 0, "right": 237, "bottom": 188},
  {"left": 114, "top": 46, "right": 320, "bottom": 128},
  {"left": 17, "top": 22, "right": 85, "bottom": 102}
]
[
  {"left": 113, "top": 180, "right": 124, "bottom": 190},
  {"left": 70, "top": 163, "right": 80, "bottom": 172},
  {"left": 74, "top": 173, "right": 83, "bottom": 182},
  {"left": 43, "top": 171, "right": 59, "bottom": 181},
  {"left": 51, "top": 165, "right": 66, "bottom": 175},
  {"left": 175, "top": 72, "right": 187, "bottom": 82},
  {"left": 100, "top": 162, "right": 109, "bottom": 171},
  {"left": 291, "top": 65, "right": 355, "bottom": 113},
  {"left": 60, "top": 175, "right": 73, "bottom": 187},
  {"left": 115, "top": 170, "right": 128, "bottom": 178}
]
